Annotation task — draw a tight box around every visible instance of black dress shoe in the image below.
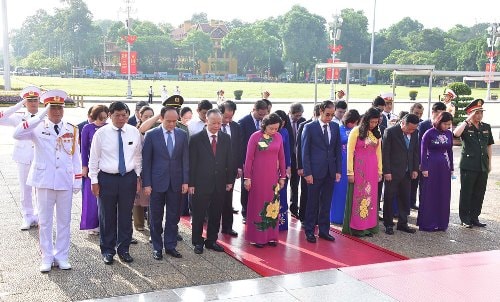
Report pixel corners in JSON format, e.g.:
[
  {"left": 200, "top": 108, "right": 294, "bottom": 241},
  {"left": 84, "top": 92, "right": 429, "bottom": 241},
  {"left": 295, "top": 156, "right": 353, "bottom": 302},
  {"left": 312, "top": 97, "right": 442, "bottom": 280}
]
[
  {"left": 103, "top": 254, "right": 114, "bottom": 265},
  {"left": 410, "top": 204, "right": 419, "bottom": 210},
  {"left": 205, "top": 241, "right": 225, "bottom": 252},
  {"left": 232, "top": 208, "right": 239, "bottom": 214},
  {"left": 130, "top": 238, "right": 138, "bottom": 244},
  {"left": 461, "top": 222, "right": 473, "bottom": 228},
  {"left": 194, "top": 244, "right": 204, "bottom": 254},
  {"left": 290, "top": 212, "right": 299, "bottom": 219},
  {"left": 318, "top": 233, "right": 335, "bottom": 242},
  {"left": 472, "top": 220, "right": 486, "bottom": 227},
  {"left": 221, "top": 229, "right": 238, "bottom": 237},
  {"left": 251, "top": 243, "right": 265, "bottom": 248},
  {"left": 385, "top": 227, "right": 394, "bottom": 235},
  {"left": 165, "top": 249, "right": 182, "bottom": 258},
  {"left": 305, "top": 233, "right": 316, "bottom": 243},
  {"left": 267, "top": 241, "right": 278, "bottom": 247},
  {"left": 397, "top": 225, "right": 416, "bottom": 233},
  {"left": 177, "top": 234, "right": 183, "bottom": 241},
  {"left": 118, "top": 252, "right": 134, "bottom": 263},
  {"left": 152, "top": 250, "right": 163, "bottom": 260}
]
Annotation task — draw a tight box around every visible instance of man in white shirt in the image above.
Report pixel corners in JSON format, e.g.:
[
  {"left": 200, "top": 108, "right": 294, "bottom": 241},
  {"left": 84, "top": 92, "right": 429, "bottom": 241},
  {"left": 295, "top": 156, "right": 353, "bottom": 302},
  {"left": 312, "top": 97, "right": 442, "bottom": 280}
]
[
  {"left": 187, "top": 99, "right": 213, "bottom": 135},
  {"left": 89, "top": 101, "right": 142, "bottom": 265},
  {"left": 13, "top": 89, "right": 82, "bottom": 273},
  {"left": 380, "top": 92, "right": 398, "bottom": 127},
  {"left": 332, "top": 100, "right": 347, "bottom": 125},
  {"left": 0, "top": 86, "right": 41, "bottom": 230}
]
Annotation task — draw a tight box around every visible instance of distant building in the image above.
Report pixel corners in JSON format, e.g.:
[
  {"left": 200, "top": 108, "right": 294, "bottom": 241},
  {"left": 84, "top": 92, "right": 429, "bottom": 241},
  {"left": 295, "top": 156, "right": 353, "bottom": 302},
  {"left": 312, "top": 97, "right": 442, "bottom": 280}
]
[{"left": 172, "top": 20, "right": 237, "bottom": 77}]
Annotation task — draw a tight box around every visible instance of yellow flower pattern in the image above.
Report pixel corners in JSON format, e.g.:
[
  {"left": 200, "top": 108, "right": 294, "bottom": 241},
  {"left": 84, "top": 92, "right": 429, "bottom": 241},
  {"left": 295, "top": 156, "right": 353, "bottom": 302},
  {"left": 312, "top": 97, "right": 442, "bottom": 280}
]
[
  {"left": 358, "top": 198, "right": 370, "bottom": 219},
  {"left": 266, "top": 201, "right": 280, "bottom": 219}
]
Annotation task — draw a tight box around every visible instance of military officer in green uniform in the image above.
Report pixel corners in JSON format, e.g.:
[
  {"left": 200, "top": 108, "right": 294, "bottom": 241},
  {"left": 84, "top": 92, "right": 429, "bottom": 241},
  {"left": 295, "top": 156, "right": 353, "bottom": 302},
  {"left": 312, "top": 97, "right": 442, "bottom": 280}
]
[{"left": 453, "top": 99, "right": 494, "bottom": 228}]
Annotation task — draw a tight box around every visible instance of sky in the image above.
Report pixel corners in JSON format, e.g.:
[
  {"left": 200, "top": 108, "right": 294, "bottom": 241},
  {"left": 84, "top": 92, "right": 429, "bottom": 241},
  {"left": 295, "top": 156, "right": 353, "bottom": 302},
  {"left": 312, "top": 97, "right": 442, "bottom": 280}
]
[{"left": 1, "top": 0, "right": 500, "bottom": 41}]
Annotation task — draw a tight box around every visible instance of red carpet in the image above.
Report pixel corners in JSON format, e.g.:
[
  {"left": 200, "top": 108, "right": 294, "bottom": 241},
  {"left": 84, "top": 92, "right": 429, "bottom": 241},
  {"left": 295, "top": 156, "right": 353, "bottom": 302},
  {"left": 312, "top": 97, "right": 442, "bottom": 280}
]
[
  {"left": 340, "top": 250, "right": 500, "bottom": 301},
  {"left": 180, "top": 215, "right": 407, "bottom": 277}
]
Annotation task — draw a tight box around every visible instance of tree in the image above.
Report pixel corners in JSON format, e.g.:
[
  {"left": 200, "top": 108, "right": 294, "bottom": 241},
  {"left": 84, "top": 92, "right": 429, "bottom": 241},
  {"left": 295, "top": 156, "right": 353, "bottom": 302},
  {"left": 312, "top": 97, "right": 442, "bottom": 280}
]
[
  {"left": 281, "top": 5, "right": 327, "bottom": 81},
  {"left": 182, "top": 30, "right": 213, "bottom": 73},
  {"left": 190, "top": 13, "right": 208, "bottom": 24}
]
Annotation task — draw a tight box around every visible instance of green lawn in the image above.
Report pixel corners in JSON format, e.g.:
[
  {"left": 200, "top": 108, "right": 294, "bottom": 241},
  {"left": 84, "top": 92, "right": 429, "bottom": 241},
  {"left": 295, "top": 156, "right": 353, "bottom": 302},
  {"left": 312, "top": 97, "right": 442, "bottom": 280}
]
[{"left": 1, "top": 75, "right": 494, "bottom": 100}]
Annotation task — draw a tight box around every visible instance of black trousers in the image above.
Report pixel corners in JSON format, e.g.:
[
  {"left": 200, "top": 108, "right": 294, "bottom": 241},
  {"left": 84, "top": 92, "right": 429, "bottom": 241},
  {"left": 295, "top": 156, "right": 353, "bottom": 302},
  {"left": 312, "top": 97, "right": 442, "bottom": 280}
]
[
  {"left": 98, "top": 171, "right": 137, "bottom": 255},
  {"left": 298, "top": 176, "right": 308, "bottom": 221},
  {"left": 221, "top": 179, "right": 236, "bottom": 231},
  {"left": 191, "top": 190, "right": 224, "bottom": 245},
  {"left": 289, "top": 158, "right": 300, "bottom": 214},
  {"left": 148, "top": 94, "right": 153, "bottom": 103},
  {"left": 149, "top": 186, "right": 182, "bottom": 251},
  {"left": 240, "top": 176, "right": 248, "bottom": 218},
  {"left": 383, "top": 173, "right": 411, "bottom": 227},
  {"left": 410, "top": 173, "right": 420, "bottom": 206},
  {"left": 459, "top": 169, "right": 488, "bottom": 224}
]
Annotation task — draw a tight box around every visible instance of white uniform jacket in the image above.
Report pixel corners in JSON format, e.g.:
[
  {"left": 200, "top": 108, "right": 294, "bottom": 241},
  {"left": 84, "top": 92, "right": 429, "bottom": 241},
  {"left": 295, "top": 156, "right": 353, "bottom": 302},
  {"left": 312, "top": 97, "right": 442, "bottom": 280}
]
[
  {"left": 0, "top": 100, "right": 35, "bottom": 164},
  {"left": 13, "top": 113, "right": 82, "bottom": 190}
]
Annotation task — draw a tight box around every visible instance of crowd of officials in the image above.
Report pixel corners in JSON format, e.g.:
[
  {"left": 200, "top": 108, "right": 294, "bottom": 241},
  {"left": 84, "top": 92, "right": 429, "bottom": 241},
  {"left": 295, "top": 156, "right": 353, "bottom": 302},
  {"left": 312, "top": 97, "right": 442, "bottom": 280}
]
[{"left": 0, "top": 86, "right": 494, "bottom": 273}]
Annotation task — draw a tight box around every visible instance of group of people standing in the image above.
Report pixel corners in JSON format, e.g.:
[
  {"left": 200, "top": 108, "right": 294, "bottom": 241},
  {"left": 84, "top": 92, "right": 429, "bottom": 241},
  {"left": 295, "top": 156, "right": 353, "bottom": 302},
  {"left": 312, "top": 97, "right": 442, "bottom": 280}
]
[
  {"left": 0, "top": 85, "right": 494, "bottom": 273},
  {"left": 326, "top": 90, "right": 494, "bottom": 238}
]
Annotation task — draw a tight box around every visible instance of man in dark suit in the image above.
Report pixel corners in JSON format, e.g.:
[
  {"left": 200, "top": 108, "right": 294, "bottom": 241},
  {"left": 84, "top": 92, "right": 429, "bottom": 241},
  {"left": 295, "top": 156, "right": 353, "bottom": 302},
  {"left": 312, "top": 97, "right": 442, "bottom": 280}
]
[
  {"left": 142, "top": 106, "right": 189, "bottom": 260},
  {"left": 301, "top": 100, "right": 342, "bottom": 243},
  {"left": 128, "top": 101, "right": 148, "bottom": 126},
  {"left": 237, "top": 100, "right": 268, "bottom": 221},
  {"left": 218, "top": 101, "right": 241, "bottom": 237},
  {"left": 189, "top": 109, "right": 233, "bottom": 254},
  {"left": 286, "top": 103, "right": 305, "bottom": 218},
  {"left": 372, "top": 96, "right": 387, "bottom": 213},
  {"left": 382, "top": 113, "right": 420, "bottom": 235},
  {"left": 296, "top": 104, "right": 320, "bottom": 222}
]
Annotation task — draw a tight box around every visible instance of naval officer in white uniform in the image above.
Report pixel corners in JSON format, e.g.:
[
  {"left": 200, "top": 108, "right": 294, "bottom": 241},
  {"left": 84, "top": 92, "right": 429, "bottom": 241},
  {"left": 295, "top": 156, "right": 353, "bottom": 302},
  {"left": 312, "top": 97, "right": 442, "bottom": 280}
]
[
  {"left": 0, "top": 86, "right": 42, "bottom": 230},
  {"left": 13, "top": 89, "right": 82, "bottom": 273}
]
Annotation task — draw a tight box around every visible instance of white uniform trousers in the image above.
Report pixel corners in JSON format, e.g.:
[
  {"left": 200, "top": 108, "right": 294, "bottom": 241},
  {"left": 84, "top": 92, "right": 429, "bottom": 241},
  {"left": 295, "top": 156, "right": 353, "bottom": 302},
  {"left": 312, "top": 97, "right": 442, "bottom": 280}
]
[
  {"left": 17, "top": 162, "right": 37, "bottom": 220},
  {"left": 37, "top": 188, "right": 72, "bottom": 264}
]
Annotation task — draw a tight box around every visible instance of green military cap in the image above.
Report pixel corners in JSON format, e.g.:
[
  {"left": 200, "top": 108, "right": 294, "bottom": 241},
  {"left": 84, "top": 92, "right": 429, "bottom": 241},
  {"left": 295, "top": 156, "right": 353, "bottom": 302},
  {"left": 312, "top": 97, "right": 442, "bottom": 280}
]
[
  {"left": 464, "top": 98, "right": 485, "bottom": 115},
  {"left": 163, "top": 95, "right": 184, "bottom": 108}
]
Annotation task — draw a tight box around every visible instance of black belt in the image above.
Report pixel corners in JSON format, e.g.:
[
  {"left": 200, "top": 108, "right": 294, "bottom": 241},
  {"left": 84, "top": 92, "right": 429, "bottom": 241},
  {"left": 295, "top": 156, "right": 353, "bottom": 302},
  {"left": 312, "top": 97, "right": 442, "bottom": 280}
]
[{"left": 100, "top": 170, "right": 135, "bottom": 176}]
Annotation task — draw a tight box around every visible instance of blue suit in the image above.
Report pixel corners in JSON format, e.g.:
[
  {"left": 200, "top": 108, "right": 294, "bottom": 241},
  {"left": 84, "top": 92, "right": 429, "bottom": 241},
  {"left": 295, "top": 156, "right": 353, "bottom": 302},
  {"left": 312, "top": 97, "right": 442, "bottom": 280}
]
[
  {"left": 142, "top": 126, "right": 189, "bottom": 251},
  {"left": 301, "top": 120, "right": 342, "bottom": 235},
  {"left": 238, "top": 113, "right": 259, "bottom": 217}
]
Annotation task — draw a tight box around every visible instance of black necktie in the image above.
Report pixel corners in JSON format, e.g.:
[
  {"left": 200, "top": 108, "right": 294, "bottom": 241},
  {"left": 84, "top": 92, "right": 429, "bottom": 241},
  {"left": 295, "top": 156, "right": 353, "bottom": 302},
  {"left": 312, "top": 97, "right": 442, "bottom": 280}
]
[
  {"left": 54, "top": 124, "right": 59, "bottom": 135},
  {"left": 222, "top": 124, "right": 227, "bottom": 133},
  {"left": 31, "top": 114, "right": 35, "bottom": 117},
  {"left": 323, "top": 124, "right": 329, "bottom": 145}
]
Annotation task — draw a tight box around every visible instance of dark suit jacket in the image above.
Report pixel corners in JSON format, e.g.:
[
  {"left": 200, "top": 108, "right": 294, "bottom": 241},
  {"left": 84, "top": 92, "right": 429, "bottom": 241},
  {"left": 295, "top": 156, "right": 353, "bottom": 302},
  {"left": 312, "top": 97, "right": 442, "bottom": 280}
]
[
  {"left": 296, "top": 119, "right": 312, "bottom": 169},
  {"left": 238, "top": 113, "right": 259, "bottom": 167},
  {"left": 301, "top": 120, "right": 342, "bottom": 179},
  {"left": 189, "top": 130, "right": 233, "bottom": 194},
  {"left": 142, "top": 127, "right": 189, "bottom": 192},
  {"left": 228, "top": 121, "right": 242, "bottom": 176},
  {"left": 128, "top": 115, "right": 138, "bottom": 127},
  {"left": 285, "top": 116, "right": 306, "bottom": 160},
  {"left": 382, "top": 124, "right": 420, "bottom": 179}
]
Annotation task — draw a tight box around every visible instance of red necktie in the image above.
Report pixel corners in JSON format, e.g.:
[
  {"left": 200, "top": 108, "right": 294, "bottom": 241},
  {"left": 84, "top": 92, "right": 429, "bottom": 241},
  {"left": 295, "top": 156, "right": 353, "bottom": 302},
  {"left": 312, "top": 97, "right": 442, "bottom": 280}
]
[{"left": 211, "top": 135, "right": 217, "bottom": 155}]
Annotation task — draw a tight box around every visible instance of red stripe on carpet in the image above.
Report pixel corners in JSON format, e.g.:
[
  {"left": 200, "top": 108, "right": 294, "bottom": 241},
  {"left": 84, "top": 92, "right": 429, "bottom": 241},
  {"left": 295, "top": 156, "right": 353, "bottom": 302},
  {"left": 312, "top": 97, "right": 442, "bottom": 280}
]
[{"left": 180, "top": 215, "right": 407, "bottom": 277}]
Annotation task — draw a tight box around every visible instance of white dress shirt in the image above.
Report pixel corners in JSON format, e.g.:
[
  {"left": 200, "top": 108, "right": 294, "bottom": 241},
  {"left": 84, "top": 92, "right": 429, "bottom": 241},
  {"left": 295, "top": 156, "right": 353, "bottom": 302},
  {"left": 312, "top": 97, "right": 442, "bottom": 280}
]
[
  {"left": 88, "top": 123, "right": 142, "bottom": 184},
  {"left": 187, "top": 115, "right": 206, "bottom": 135}
]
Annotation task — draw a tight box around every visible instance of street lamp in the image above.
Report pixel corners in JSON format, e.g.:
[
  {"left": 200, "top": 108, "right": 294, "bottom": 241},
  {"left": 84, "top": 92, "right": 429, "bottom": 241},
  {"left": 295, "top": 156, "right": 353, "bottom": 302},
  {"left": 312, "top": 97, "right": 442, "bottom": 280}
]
[
  {"left": 486, "top": 23, "right": 500, "bottom": 101},
  {"left": 329, "top": 14, "right": 343, "bottom": 100}
]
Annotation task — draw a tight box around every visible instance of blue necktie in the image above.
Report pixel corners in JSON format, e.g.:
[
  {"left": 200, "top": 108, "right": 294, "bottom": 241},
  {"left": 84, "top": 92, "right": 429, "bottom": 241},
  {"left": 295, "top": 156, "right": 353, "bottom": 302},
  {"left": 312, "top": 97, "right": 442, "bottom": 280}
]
[
  {"left": 222, "top": 124, "right": 227, "bottom": 133},
  {"left": 118, "top": 129, "right": 126, "bottom": 176},
  {"left": 255, "top": 119, "right": 260, "bottom": 130},
  {"left": 167, "top": 131, "right": 174, "bottom": 157},
  {"left": 404, "top": 134, "right": 410, "bottom": 149},
  {"left": 323, "top": 124, "right": 329, "bottom": 145}
]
